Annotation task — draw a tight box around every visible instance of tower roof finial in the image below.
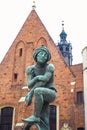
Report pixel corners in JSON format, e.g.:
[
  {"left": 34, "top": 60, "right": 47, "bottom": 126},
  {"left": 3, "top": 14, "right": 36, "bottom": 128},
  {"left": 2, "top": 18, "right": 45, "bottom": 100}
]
[
  {"left": 32, "top": 0, "right": 36, "bottom": 10},
  {"left": 62, "top": 20, "right": 64, "bottom": 30},
  {"left": 60, "top": 21, "right": 67, "bottom": 41}
]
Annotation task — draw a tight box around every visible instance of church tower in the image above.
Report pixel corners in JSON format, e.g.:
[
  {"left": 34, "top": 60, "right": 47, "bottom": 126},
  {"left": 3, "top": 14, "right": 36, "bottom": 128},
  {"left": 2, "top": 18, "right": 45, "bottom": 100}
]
[{"left": 57, "top": 22, "right": 73, "bottom": 66}]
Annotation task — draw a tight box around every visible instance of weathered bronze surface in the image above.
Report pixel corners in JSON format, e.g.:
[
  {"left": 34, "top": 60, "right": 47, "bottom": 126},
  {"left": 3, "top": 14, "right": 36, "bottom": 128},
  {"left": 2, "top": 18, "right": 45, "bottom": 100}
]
[{"left": 22, "top": 46, "right": 56, "bottom": 130}]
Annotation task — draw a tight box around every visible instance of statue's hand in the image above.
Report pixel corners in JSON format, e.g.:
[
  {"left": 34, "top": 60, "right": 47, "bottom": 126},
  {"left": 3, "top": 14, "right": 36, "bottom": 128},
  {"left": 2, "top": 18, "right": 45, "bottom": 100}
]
[
  {"left": 25, "top": 92, "right": 33, "bottom": 106},
  {"left": 36, "top": 75, "right": 44, "bottom": 81}
]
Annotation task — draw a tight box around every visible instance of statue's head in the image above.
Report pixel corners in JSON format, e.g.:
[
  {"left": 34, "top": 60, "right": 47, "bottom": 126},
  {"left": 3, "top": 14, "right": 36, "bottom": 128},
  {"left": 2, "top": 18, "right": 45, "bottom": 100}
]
[{"left": 33, "top": 45, "right": 51, "bottom": 62}]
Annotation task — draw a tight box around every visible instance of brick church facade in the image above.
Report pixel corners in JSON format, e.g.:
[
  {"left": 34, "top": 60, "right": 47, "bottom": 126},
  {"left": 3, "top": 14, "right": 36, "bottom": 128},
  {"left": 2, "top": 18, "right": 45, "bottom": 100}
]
[{"left": 0, "top": 9, "right": 85, "bottom": 130}]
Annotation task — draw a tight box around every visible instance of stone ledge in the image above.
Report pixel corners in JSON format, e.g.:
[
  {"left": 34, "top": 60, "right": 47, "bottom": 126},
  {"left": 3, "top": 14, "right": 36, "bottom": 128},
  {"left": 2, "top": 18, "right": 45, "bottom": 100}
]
[
  {"left": 22, "top": 86, "right": 28, "bottom": 90},
  {"left": 16, "top": 122, "right": 24, "bottom": 127},
  {"left": 18, "top": 97, "right": 25, "bottom": 102}
]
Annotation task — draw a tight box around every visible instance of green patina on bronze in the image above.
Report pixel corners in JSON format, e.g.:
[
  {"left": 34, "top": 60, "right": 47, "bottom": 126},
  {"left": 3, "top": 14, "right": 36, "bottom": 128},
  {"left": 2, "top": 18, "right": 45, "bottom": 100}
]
[{"left": 22, "top": 45, "right": 56, "bottom": 130}]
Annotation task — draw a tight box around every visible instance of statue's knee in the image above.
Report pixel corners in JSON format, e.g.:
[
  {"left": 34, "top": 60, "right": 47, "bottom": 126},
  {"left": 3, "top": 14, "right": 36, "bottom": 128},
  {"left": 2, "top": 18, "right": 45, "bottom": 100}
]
[{"left": 34, "top": 88, "right": 40, "bottom": 95}]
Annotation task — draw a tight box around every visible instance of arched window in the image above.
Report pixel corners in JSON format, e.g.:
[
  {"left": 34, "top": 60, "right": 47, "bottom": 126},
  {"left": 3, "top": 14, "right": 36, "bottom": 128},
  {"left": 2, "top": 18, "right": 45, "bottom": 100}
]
[
  {"left": 14, "top": 73, "right": 18, "bottom": 81},
  {"left": 19, "top": 48, "right": 23, "bottom": 56},
  {"left": 0, "top": 107, "right": 13, "bottom": 130},
  {"left": 49, "top": 105, "right": 56, "bottom": 130}
]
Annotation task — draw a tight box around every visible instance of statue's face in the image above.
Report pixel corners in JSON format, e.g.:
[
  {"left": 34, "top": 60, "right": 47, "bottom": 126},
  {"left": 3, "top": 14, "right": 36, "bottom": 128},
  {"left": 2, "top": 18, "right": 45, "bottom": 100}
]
[{"left": 36, "top": 50, "right": 48, "bottom": 64}]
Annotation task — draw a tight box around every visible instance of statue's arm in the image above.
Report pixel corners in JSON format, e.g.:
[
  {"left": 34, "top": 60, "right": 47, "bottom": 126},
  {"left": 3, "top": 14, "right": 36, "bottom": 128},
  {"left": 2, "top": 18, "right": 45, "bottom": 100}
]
[
  {"left": 26, "top": 66, "right": 38, "bottom": 88},
  {"left": 37, "top": 64, "right": 55, "bottom": 82},
  {"left": 26, "top": 64, "right": 55, "bottom": 88}
]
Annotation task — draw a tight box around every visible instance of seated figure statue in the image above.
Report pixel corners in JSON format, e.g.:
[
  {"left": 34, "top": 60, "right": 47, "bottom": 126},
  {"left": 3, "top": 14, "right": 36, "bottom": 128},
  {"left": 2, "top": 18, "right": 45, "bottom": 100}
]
[{"left": 22, "top": 45, "right": 56, "bottom": 129}]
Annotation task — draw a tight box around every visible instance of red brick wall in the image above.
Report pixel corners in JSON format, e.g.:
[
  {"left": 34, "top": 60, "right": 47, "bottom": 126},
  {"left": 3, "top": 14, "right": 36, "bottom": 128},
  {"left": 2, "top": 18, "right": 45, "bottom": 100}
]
[{"left": 71, "top": 64, "right": 85, "bottom": 129}]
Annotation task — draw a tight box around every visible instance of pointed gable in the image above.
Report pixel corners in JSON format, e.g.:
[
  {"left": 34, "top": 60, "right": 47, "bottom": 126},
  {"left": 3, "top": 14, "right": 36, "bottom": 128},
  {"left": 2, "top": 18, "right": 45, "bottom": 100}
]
[
  {"left": 13, "top": 9, "right": 54, "bottom": 44},
  {"left": 0, "top": 9, "right": 75, "bottom": 86}
]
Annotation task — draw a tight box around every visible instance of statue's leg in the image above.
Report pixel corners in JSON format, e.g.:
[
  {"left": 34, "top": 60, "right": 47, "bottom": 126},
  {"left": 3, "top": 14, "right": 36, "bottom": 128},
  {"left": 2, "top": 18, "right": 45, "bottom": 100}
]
[
  {"left": 34, "top": 87, "right": 56, "bottom": 120},
  {"left": 22, "top": 88, "right": 44, "bottom": 123},
  {"left": 40, "top": 102, "right": 50, "bottom": 130},
  {"left": 41, "top": 102, "right": 49, "bottom": 125},
  {"left": 38, "top": 88, "right": 56, "bottom": 130},
  {"left": 22, "top": 88, "right": 56, "bottom": 124},
  {"left": 34, "top": 88, "right": 44, "bottom": 118}
]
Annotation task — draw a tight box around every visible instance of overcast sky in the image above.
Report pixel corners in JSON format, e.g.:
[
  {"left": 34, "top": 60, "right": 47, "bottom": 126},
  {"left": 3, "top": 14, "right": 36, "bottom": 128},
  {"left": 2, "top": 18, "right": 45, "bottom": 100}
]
[{"left": 0, "top": 0, "right": 87, "bottom": 64}]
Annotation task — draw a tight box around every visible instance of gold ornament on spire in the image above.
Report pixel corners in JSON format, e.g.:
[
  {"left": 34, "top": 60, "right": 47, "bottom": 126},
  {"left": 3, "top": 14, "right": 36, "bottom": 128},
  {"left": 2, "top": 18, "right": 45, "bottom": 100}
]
[{"left": 32, "top": 0, "right": 36, "bottom": 10}]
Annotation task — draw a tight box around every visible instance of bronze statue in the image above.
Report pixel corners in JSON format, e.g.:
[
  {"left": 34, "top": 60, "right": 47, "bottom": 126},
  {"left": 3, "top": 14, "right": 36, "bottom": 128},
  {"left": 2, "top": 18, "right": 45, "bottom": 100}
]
[{"left": 22, "top": 45, "right": 56, "bottom": 130}]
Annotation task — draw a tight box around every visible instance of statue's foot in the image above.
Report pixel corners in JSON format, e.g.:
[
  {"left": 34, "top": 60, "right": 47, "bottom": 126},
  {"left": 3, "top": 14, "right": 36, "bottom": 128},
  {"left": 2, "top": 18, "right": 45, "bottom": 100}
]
[{"left": 22, "top": 115, "right": 40, "bottom": 123}]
